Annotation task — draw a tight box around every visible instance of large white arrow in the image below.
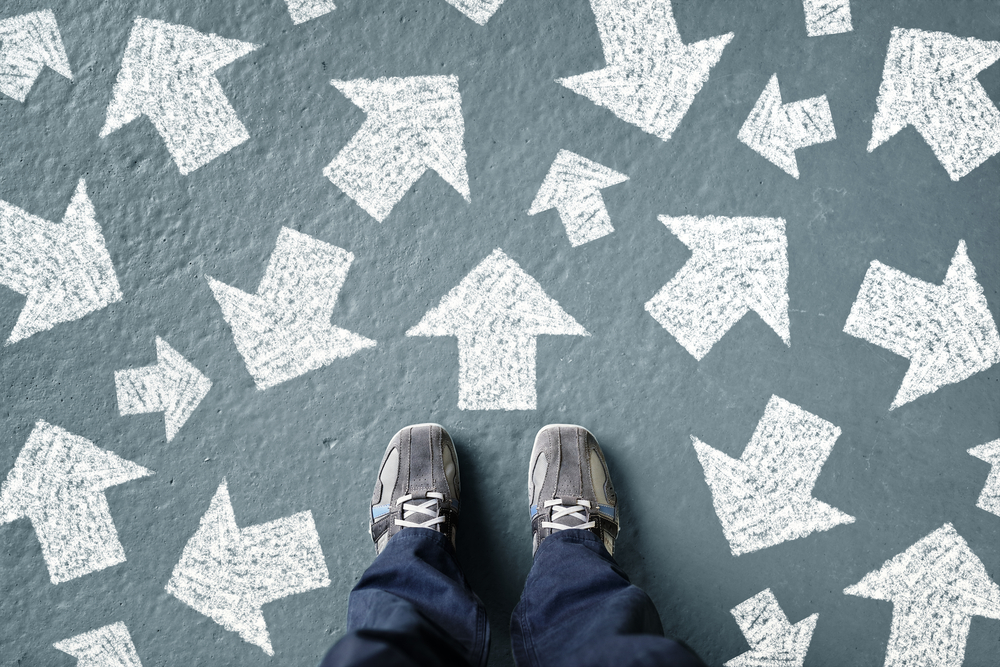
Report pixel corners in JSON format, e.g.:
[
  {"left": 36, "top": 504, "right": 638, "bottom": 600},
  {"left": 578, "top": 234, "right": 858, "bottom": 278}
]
[
  {"left": 843, "top": 240, "right": 1000, "bottom": 409},
  {"left": 324, "top": 75, "right": 470, "bottom": 222},
  {"left": 969, "top": 440, "right": 1000, "bottom": 518},
  {"left": 845, "top": 523, "right": 1000, "bottom": 667},
  {"left": 444, "top": 0, "right": 505, "bottom": 25},
  {"left": 726, "top": 589, "right": 818, "bottom": 667},
  {"left": 645, "top": 215, "right": 789, "bottom": 360},
  {"left": 0, "top": 10, "right": 72, "bottom": 102},
  {"left": 803, "top": 0, "right": 852, "bottom": 37},
  {"left": 738, "top": 74, "right": 836, "bottom": 178},
  {"left": 100, "top": 18, "right": 259, "bottom": 175},
  {"left": 166, "top": 479, "right": 330, "bottom": 656},
  {"left": 208, "top": 227, "right": 375, "bottom": 390},
  {"left": 284, "top": 0, "right": 337, "bottom": 25},
  {"left": 869, "top": 28, "right": 1000, "bottom": 181},
  {"left": 692, "top": 395, "right": 854, "bottom": 556},
  {"left": 407, "top": 248, "right": 588, "bottom": 410},
  {"left": 115, "top": 337, "right": 212, "bottom": 441},
  {"left": 557, "top": 0, "right": 733, "bottom": 142},
  {"left": 0, "top": 421, "right": 152, "bottom": 584},
  {"left": 0, "top": 179, "right": 122, "bottom": 345},
  {"left": 528, "top": 149, "right": 629, "bottom": 247},
  {"left": 54, "top": 622, "right": 142, "bottom": 667}
]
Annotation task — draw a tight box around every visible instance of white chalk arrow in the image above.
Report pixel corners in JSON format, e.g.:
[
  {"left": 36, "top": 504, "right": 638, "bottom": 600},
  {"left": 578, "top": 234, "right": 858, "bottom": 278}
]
[
  {"left": 869, "top": 28, "right": 1000, "bottom": 181},
  {"left": 692, "top": 395, "right": 854, "bottom": 556},
  {"left": 284, "top": 0, "right": 336, "bottom": 24},
  {"left": 0, "top": 421, "right": 152, "bottom": 584},
  {"left": 443, "top": 0, "right": 505, "bottom": 25},
  {"left": 645, "top": 215, "right": 789, "bottom": 360},
  {"left": 100, "top": 18, "right": 259, "bottom": 175},
  {"left": 0, "top": 10, "right": 72, "bottom": 102},
  {"left": 207, "top": 227, "right": 375, "bottom": 390},
  {"left": 528, "top": 149, "right": 629, "bottom": 247},
  {"left": 969, "top": 440, "right": 1000, "bottom": 518},
  {"left": 844, "top": 240, "right": 1000, "bottom": 409},
  {"left": 166, "top": 479, "right": 331, "bottom": 656},
  {"left": 726, "top": 589, "right": 818, "bottom": 667},
  {"left": 115, "top": 337, "right": 212, "bottom": 441},
  {"left": 557, "top": 0, "right": 733, "bottom": 142},
  {"left": 845, "top": 523, "right": 1000, "bottom": 667},
  {"left": 324, "top": 75, "right": 470, "bottom": 222},
  {"left": 803, "top": 0, "right": 852, "bottom": 37},
  {"left": 738, "top": 75, "right": 836, "bottom": 178},
  {"left": 407, "top": 249, "right": 588, "bottom": 410},
  {"left": 54, "top": 622, "right": 142, "bottom": 667},
  {"left": 0, "top": 179, "right": 122, "bottom": 345}
]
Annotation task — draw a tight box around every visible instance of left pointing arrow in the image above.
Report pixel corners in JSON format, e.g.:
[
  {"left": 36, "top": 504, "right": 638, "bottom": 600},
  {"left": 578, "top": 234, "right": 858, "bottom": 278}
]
[
  {"left": 54, "top": 622, "right": 143, "bottom": 667},
  {"left": 0, "top": 10, "right": 72, "bottom": 102},
  {"left": 0, "top": 421, "right": 152, "bottom": 584}
]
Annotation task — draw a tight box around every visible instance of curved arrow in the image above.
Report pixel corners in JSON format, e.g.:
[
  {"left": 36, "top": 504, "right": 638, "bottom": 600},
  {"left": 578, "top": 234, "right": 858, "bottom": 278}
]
[
  {"left": 969, "top": 440, "right": 1000, "bottom": 518},
  {"left": 0, "top": 10, "right": 72, "bottom": 102},
  {"left": 727, "top": 589, "right": 817, "bottom": 667},
  {"left": 54, "top": 622, "right": 142, "bottom": 667}
]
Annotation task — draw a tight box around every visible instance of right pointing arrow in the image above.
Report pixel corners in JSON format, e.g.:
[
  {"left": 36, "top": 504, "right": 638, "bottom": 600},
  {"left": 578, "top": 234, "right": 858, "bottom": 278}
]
[
  {"left": 726, "top": 589, "right": 817, "bottom": 667},
  {"left": 0, "top": 10, "right": 72, "bottom": 102},
  {"left": 54, "top": 622, "right": 142, "bottom": 667}
]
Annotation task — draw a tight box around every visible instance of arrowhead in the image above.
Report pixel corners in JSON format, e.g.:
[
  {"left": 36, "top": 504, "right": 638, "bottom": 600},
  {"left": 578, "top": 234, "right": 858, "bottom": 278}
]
[
  {"left": 284, "top": 0, "right": 337, "bottom": 24},
  {"left": 54, "top": 622, "right": 142, "bottom": 667},
  {"left": 154, "top": 338, "right": 212, "bottom": 440},
  {"left": 726, "top": 589, "right": 817, "bottom": 667},
  {"left": 0, "top": 10, "right": 72, "bottom": 102},
  {"left": 528, "top": 149, "right": 628, "bottom": 215},
  {"left": 443, "top": 0, "right": 506, "bottom": 25},
  {"left": 968, "top": 439, "right": 1000, "bottom": 517}
]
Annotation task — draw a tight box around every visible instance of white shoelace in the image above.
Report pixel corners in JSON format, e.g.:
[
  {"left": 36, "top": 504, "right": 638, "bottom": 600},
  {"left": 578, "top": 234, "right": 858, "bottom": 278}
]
[
  {"left": 541, "top": 498, "right": 596, "bottom": 531},
  {"left": 394, "top": 492, "right": 447, "bottom": 529}
]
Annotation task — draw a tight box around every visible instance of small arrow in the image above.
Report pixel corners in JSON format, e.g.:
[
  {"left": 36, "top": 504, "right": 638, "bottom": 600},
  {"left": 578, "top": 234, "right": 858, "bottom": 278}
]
[
  {"left": 844, "top": 523, "right": 1000, "bottom": 667},
  {"left": 528, "top": 149, "right": 629, "bottom": 247},
  {"left": 284, "top": 0, "right": 336, "bottom": 24},
  {"left": 692, "top": 395, "right": 854, "bottom": 556},
  {"left": 969, "top": 440, "right": 1000, "bottom": 518},
  {"left": 166, "top": 479, "right": 331, "bottom": 656},
  {"left": 869, "top": 28, "right": 1000, "bottom": 180},
  {"left": 803, "top": 0, "right": 852, "bottom": 37},
  {"left": 0, "top": 421, "right": 152, "bottom": 584},
  {"left": 407, "top": 248, "right": 588, "bottom": 410},
  {"left": 843, "top": 240, "right": 1000, "bottom": 409},
  {"left": 645, "top": 215, "right": 790, "bottom": 360},
  {"left": 115, "top": 337, "right": 212, "bottom": 441},
  {"left": 0, "top": 179, "right": 122, "bottom": 345},
  {"left": 208, "top": 227, "right": 375, "bottom": 390},
  {"left": 0, "top": 10, "right": 72, "bottom": 103},
  {"left": 557, "top": 0, "right": 733, "bottom": 142},
  {"left": 738, "top": 74, "right": 836, "bottom": 178},
  {"left": 324, "top": 75, "right": 470, "bottom": 222},
  {"left": 100, "top": 18, "right": 260, "bottom": 175},
  {"left": 726, "top": 589, "right": 818, "bottom": 667},
  {"left": 443, "top": 0, "right": 505, "bottom": 25},
  {"left": 54, "top": 622, "right": 142, "bottom": 667}
]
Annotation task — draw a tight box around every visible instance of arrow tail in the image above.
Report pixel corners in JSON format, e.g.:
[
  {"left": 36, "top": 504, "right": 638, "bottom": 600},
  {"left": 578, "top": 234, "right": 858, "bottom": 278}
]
[
  {"left": 883, "top": 602, "right": 972, "bottom": 667},
  {"left": 457, "top": 333, "right": 537, "bottom": 410},
  {"left": 115, "top": 365, "right": 169, "bottom": 416},
  {"left": 36, "top": 496, "right": 127, "bottom": 584},
  {"left": 257, "top": 227, "right": 353, "bottom": 320},
  {"left": 242, "top": 511, "right": 330, "bottom": 605},
  {"left": 803, "top": 0, "right": 852, "bottom": 37}
]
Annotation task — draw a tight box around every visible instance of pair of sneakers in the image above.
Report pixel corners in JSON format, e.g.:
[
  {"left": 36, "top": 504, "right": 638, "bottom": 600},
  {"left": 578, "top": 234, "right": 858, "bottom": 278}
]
[{"left": 369, "top": 423, "right": 619, "bottom": 557}]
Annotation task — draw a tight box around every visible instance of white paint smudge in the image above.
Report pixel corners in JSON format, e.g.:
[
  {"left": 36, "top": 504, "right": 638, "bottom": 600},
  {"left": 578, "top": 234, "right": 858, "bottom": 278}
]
[
  {"left": 115, "top": 337, "right": 212, "bottom": 441},
  {"left": 557, "top": 0, "right": 733, "bottom": 142},
  {"left": 738, "top": 74, "right": 836, "bottom": 179},
  {"left": 645, "top": 215, "right": 789, "bottom": 360},
  {"left": 0, "top": 179, "right": 121, "bottom": 345},
  {"left": 0, "top": 421, "right": 152, "bottom": 584},
  {"left": 844, "top": 523, "right": 1000, "bottom": 667},
  {"left": 284, "top": 0, "right": 336, "bottom": 24},
  {"left": 166, "top": 479, "right": 331, "bottom": 656},
  {"left": 407, "top": 249, "right": 588, "bottom": 410},
  {"left": 803, "top": 0, "right": 852, "bottom": 37},
  {"left": 54, "top": 622, "right": 142, "bottom": 667},
  {"left": 528, "top": 149, "right": 628, "bottom": 247},
  {"left": 969, "top": 440, "right": 1000, "bottom": 518},
  {"left": 443, "top": 0, "right": 505, "bottom": 25},
  {"left": 692, "top": 395, "right": 854, "bottom": 556},
  {"left": 207, "top": 227, "right": 375, "bottom": 390},
  {"left": 100, "top": 18, "right": 260, "bottom": 175},
  {"left": 726, "top": 589, "right": 818, "bottom": 667},
  {"left": 0, "top": 10, "right": 72, "bottom": 102},
  {"left": 844, "top": 240, "right": 1000, "bottom": 409},
  {"left": 869, "top": 28, "right": 1000, "bottom": 180},
  {"left": 324, "top": 75, "right": 470, "bottom": 222}
]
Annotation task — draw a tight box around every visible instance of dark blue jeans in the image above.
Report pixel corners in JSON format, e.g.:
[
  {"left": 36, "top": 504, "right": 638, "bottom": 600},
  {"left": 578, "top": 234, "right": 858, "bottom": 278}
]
[{"left": 320, "top": 528, "right": 705, "bottom": 667}]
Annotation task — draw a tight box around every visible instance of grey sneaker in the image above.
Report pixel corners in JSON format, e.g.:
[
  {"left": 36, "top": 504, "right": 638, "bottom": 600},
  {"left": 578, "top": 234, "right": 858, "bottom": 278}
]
[
  {"left": 528, "top": 424, "right": 619, "bottom": 556},
  {"left": 370, "top": 423, "right": 461, "bottom": 555}
]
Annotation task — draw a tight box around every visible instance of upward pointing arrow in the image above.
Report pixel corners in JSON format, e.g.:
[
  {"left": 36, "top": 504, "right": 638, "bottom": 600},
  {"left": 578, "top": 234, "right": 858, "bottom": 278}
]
[
  {"left": 100, "top": 18, "right": 260, "bottom": 175},
  {"left": 407, "top": 249, "right": 588, "bottom": 410},
  {"left": 557, "top": 0, "right": 733, "bottom": 142},
  {"left": 54, "top": 622, "right": 142, "bottom": 667},
  {"left": 0, "top": 10, "right": 72, "bottom": 102},
  {"left": 969, "top": 440, "right": 1000, "bottom": 518},
  {"left": 845, "top": 523, "right": 1000, "bottom": 667},
  {"left": 726, "top": 589, "right": 818, "bottom": 667},
  {"left": 869, "top": 28, "right": 1000, "bottom": 180},
  {"left": 0, "top": 421, "right": 152, "bottom": 584}
]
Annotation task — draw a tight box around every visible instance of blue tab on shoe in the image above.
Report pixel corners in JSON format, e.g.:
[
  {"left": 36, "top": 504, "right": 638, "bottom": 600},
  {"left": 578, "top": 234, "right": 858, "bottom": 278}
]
[
  {"left": 530, "top": 504, "right": 538, "bottom": 518},
  {"left": 372, "top": 503, "right": 391, "bottom": 520},
  {"left": 597, "top": 504, "right": 616, "bottom": 520}
]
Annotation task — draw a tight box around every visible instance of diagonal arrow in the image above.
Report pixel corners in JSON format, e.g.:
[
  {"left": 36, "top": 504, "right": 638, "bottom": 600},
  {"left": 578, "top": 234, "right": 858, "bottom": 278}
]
[
  {"left": 557, "top": 0, "right": 733, "bottom": 142},
  {"left": 692, "top": 395, "right": 854, "bottom": 556},
  {"left": 443, "top": 0, "right": 506, "bottom": 25},
  {"left": 115, "top": 337, "right": 212, "bottom": 442},
  {"left": 726, "top": 589, "right": 818, "bottom": 667},
  {"left": 0, "top": 10, "right": 72, "bottom": 102},
  {"left": 54, "top": 622, "right": 142, "bottom": 667},
  {"left": 802, "top": 0, "right": 852, "bottom": 37},
  {"left": 528, "top": 149, "right": 629, "bottom": 247},
  {"left": 284, "top": 0, "right": 337, "bottom": 25},
  {"left": 0, "top": 179, "right": 122, "bottom": 345},
  {"left": 207, "top": 227, "right": 375, "bottom": 390},
  {"left": 324, "top": 75, "right": 470, "bottom": 222},
  {"left": 0, "top": 421, "right": 152, "bottom": 584},
  {"left": 738, "top": 74, "right": 836, "bottom": 179},
  {"left": 843, "top": 240, "right": 1000, "bottom": 409},
  {"left": 869, "top": 28, "right": 1000, "bottom": 181},
  {"left": 645, "top": 215, "right": 790, "bottom": 360},
  {"left": 969, "top": 440, "right": 1000, "bottom": 518},
  {"left": 845, "top": 523, "right": 1000, "bottom": 667},
  {"left": 100, "top": 17, "right": 260, "bottom": 175},
  {"left": 407, "top": 248, "right": 588, "bottom": 410},
  {"left": 166, "top": 479, "right": 331, "bottom": 656}
]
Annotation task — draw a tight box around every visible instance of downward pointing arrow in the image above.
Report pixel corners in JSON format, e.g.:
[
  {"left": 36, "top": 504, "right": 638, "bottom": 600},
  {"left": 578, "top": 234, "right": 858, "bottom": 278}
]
[
  {"left": 54, "top": 622, "right": 142, "bottom": 667},
  {"left": 0, "top": 10, "right": 72, "bottom": 102},
  {"left": 726, "top": 589, "right": 818, "bottom": 667},
  {"left": 969, "top": 440, "right": 1000, "bottom": 518}
]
